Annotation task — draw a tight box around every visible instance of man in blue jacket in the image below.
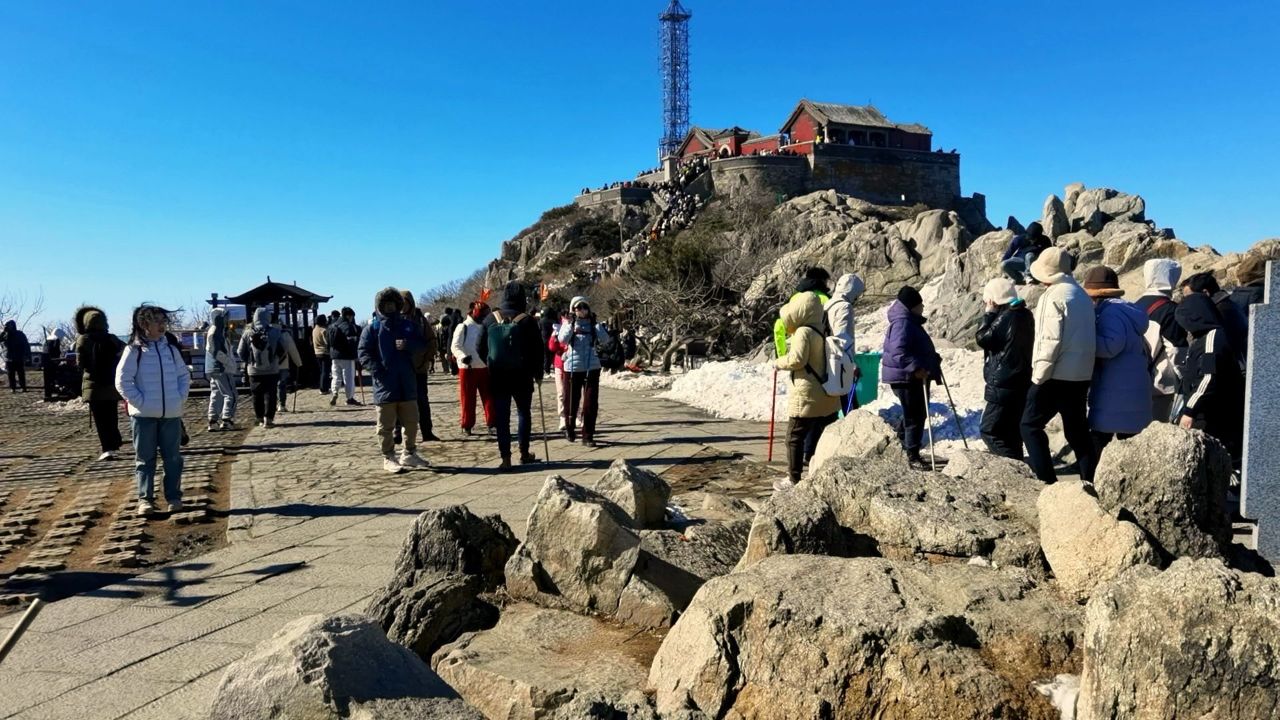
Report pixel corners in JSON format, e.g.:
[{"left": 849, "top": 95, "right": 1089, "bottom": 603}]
[{"left": 359, "top": 287, "right": 429, "bottom": 474}]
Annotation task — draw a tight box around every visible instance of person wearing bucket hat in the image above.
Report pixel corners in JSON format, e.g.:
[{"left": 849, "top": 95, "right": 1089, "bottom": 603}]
[
  {"left": 975, "top": 278, "right": 1034, "bottom": 460},
  {"left": 1083, "top": 266, "right": 1153, "bottom": 453},
  {"left": 1021, "top": 247, "right": 1098, "bottom": 484}
]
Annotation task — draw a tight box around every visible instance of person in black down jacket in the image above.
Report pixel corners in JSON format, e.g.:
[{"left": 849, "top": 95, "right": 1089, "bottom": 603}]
[
  {"left": 1181, "top": 271, "right": 1248, "bottom": 372},
  {"left": 975, "top": 278, "right": 1035, "bottom": 460},
  {"left": 74, "top": 306, "right": 126, "bottom": 460},
  {"left": 1176, "top": 294, "right": 1245, "bottom": 467}
]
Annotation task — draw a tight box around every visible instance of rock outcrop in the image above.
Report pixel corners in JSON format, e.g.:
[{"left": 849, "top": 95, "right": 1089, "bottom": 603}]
[
  {"left": 367, "top": 506, "right": 517, "bottom": 660},
  {"left": 591, "top": 459, "right": 671, "bottom": 529},
  {"left": 650, "top": 555, "right": 1080, "bottom": 719},
  {"left": 1037, "top": 481, "right": 1160, "bottom": 602},
  {"left": 432, "top": 603, "right": 660, "bottom": 720},
  {"left": 737, "top": 484, "right": 851, "bottom": 568},
  {"left": 808, "top": 409, "right": 907, "bottom": 474},
  {"left": 1092, "top": 424, "right": 1233, "bottom": 560},
  {"left": 806, "top": 456, "right": 1044, "bottom": 569},
  {"left": 210, "top": 614, "right": 467, "bottom": 720},
  {"left": 1079, "top": 559, "right": 1280, "bottom": 720}
]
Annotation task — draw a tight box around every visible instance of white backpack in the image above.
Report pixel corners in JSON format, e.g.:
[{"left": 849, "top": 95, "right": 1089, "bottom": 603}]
[{"left": 806, "top": 328, "right": 859, "bottom": 398}]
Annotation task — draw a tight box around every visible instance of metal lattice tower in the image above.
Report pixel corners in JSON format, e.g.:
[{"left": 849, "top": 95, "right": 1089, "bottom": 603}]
[{"left": 658, "top": 0, "right": 691, "bottom": 159}]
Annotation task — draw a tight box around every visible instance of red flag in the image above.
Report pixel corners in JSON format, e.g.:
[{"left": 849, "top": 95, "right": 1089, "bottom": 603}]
[{"left": 480, "top": 288, "right": 491, "bottom": 302}]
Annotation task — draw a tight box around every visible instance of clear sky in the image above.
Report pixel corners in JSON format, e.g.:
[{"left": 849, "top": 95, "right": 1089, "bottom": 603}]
[{"left": 2, "top": 0, "right": 1277, "bottom": 333}]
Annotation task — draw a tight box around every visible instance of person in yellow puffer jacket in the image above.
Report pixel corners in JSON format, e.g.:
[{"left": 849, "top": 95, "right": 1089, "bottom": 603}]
[
  {"left": 774, "top": 292, "right": 840, "bottom": 488},
  {"left": 772, "top": 267, "right": 831, "bottom": 357}
]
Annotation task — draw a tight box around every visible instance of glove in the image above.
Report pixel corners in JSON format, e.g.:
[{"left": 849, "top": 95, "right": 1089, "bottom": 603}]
[{"left": 461, "top": 356, "right": 472, "bottom": 366}]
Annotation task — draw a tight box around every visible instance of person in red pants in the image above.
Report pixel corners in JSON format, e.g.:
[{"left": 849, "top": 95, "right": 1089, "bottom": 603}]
[{"left": 451, "top": 301, "right": 494, "bottom": 435}]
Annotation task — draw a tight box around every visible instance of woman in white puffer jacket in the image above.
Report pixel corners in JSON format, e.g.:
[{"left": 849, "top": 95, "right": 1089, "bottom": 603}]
[{"left": 115, "top": 305, "right": 191, "bottom": 516}]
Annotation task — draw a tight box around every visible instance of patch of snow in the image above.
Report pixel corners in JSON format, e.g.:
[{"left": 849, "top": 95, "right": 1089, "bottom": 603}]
[
  {"left": 599, "top": 370, "right": 677, "bottom": 392},
  {"left": 33, "top": 397, "right": 88, "bottom": 416},
  {"left": 659, "top": 360, "right": 784, "bottom": 422},
  {"left": 1033, "top": 674, "right": 1080, "bottom": 720}
]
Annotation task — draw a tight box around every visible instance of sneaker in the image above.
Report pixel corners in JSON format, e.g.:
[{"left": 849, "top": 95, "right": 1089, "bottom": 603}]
[
  {"left": 520, "top": 452, "right": 538, "bottom": 465},
  {"left": 463, "top": 427, "right": 473, "bottom": 436},
  {"left": 383, "top": 456, "right": 405, "bottom": 474},
  {"left": 168, "top": 499, "right": 184, "bottom": 513},
  {"left": 582, "top": 438, "right": 597, "bottom": 449},
  {"left": 207, "top": 420, "right": 219, "bottom": 432},
  {"left": 399, "top": 452, "right": 430, "bottom": 469},
  {"left": 424, "top": 432, "right": 442, "bottom": 442},
  {"left": 498, "top": 457, "right": 512, "bottom": 471},
  {"left": 278, "top": 406, "right": 288, "bottom": 414},
  {"left": 772, "top": 478, "right": 797, "bottom": 493},
  {"left": 220, "top": 419, "right": 236, "bottom": 431},
  {"left": 907, "top": 456, "right": 931, "bottom": 471},
  {"left": 264, "top": 418, "right": 275, "bottom": 429},
  {"left": 346, "top": 398, "right": 361, "bottom": 406},
  {"left": 565, "top": 429, "right": 577, "bottom": 443},
  {"left": 137, "top": 499, "right": 156, "bottom": 516},
  {"left": 97, "top": 451, "right": 116, "bottom": 461},
  {"left": 330, "top": 395, "right": 338, "bottom": 406},
  {"left": 255, "top": 417, "right": 265, "bottom": 428},
  {"left": 557, "top": 418, "right": 566, "bottom": 431}
]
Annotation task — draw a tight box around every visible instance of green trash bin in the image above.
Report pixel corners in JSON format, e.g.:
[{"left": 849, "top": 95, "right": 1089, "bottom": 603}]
[{"left": 854, "top": 352, "right": 881, "bottom": 407}]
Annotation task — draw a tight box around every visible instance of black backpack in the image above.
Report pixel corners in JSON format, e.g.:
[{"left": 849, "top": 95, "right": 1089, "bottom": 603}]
[{"left": 597, "top": 328, "right": 625, "bottom": 371}]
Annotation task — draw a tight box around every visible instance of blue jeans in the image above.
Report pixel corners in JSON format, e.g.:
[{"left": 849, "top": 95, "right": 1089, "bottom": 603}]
[
  {"left": 131, "top": 416, "right": 184, "bottom": 503},
  {"left": 491, "top": 376, "right": 534, "bottom": 459}
]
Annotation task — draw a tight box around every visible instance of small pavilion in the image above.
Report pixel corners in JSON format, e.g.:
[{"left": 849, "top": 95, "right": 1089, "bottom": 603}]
[{"left": 209, "top": 277, "right": 332, "bottom": 332}]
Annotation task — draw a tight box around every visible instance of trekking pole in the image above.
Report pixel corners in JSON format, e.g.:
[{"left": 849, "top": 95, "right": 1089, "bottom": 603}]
[
  {"left": 0, "top": 597, "right": 45, "bottom": 666},
  {"left": 767, "top": 368, "right": 778, "bottom": 462},
  {"left": 537, "top": 379, "right": 550, "bottom": 462},
  {"left": 939, "top": 369, "right": 968, "bottom": 450},
  {"left": 924, "top": 379, "right": 937, "bottom": 472},
  {"left": 358, "top": 363, "right": 366, "bottom": 405}
]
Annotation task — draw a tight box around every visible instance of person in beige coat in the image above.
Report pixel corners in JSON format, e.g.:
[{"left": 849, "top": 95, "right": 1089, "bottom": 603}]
[
  {"left": 774, "top": 293, "right": 840, "bottom": 487},
  {"left": 1021, "top": 246, "right": 1099, "bottom": 484}
]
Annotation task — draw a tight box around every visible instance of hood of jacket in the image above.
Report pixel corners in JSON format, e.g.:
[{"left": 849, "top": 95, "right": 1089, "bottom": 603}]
[
  {"left": 252, "top": 306, "right": 273, "bottom": 329},
  {"left": 886, "top": 299, "right": 925, "bottom": 326},
  {"left": 1099, "top": 298, "right": 1149, "bottom": 337},
  {"left": 47, "top": 327, "right": 67, "bottom": 342},
  {"left": 1175, "top": 293, "right": 1222, "bottom": 337},
  {"left": 500, "top": 281, "right": 528, "bottom": 316},
  {"left": 210, "top": 307, "right": 227, "bottom": 328},
  {"left": 829, "top": 273, "right": 865, "bottom": 305},
  {"left": 1142, "top": 258, "right": 1182, "bottom": 296},
  {"left": 2, "top": 320, "right": 15, "bottom": 333},
  {"left": 374, "top": 287, "right": 403, "bottom": 318},
  {"left": 569, "top": 295, "right": 589, "bottom": 312},
  {"left": 780, "top": 292, "right": 824, "bottom": 333},
  {"left": 74, "top": 305, "right": 108, "bottom": 334}
]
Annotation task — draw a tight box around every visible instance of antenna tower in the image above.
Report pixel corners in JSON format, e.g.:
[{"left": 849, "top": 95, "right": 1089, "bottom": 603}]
[{"left": 658, "top": 1, "right": 691, "bottom": 159}]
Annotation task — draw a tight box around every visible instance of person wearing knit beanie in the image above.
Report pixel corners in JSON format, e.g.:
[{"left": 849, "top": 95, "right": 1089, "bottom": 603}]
[{"left": 880, "top": 285, "right": 941, "bottom": 469}]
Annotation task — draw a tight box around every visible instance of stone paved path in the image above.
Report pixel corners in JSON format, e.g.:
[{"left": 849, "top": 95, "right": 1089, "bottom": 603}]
[{"left": 0, "top": 373, "right": 774, "bottom": 719}]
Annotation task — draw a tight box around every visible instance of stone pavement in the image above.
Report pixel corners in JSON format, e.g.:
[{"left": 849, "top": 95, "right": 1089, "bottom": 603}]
[{"left": 0, "top": 373, "right": 774, "bottom": 719}]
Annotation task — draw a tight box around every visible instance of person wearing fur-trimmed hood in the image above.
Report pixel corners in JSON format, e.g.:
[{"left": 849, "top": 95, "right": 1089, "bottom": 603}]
[
  {"left": 359, "top": 287, "right": 430, "bottom": 474},
  {"left": 75, "top": 305, "right": 126, "bottom": 459}
]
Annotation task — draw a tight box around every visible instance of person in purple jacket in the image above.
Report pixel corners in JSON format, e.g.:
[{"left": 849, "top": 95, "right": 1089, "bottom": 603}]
[{"left": 881, "top": 286, "right": 942, "bottom": 469}]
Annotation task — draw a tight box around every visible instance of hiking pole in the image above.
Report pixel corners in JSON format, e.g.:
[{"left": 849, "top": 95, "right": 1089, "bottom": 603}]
[
  {"left": 939, "top": 369, "right": 968, "bottom": 450},
  {"left": 0, "top": 598, "right": 45, "bottom": 666},
  {"left": 924, "top": 379, "right": 937, "bottom": 472},
  {"left": 537, "top": 379, "right": 550, "bottom": 462},
  {"left": 358, "top": 363, "right": 366, "bottom": 405},
  {"left": 767, "top": 368, "right": 778, "bottom": 462}
]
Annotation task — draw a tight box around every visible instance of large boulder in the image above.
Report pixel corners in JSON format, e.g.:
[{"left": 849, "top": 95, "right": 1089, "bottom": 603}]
[
  {"left": 920, "top": 229, "right": 1017, "bottom": 344},
  {"left": 591, "top": 459, "right": 671, "bottom": 529},
  {"left": 1041, "top": 194, "right": 1070, "bottom": 241},
  {"left": 650, "top": 555, "right": 1081, "bottom": 719},
  {"left": 1037, "top": 481, "right": 1160, "bottom": 603},
  {"left": 432, "top": 603, "right": 660, "bottom": 720},
  {"left": 1068, "top": 187, "right": 1145, "bottom": 233},
  {"left": 505, "top": 476, "right": 641, "bottom": 615},
  {"left": 1079, "top": 559, "right": 1280, "bottom": 720},
  {"left": 367, "top": 507, "right": 517, "bottom": 660},
  {"left": 807, "top": 456, "right": 1044, "bottom": 569},
  {"left": 1093, "top": 425, "right": 1233, "bottom": 560},
  {"left": 622, "top": 521, "right": 750, "bottom": 627},
  {"left": 737, "top": 484, "right": 852, "bottom": 568},
  {"left": 209, "top": 614, "right": 460, "bottom": 720},
  {"left": 809, "top": 410, "right": 907, "bottom": 474}
]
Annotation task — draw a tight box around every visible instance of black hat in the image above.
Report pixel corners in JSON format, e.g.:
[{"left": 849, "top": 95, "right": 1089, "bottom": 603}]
[
  {"left": 804, "top": 267, "right": 831, "bottom": 282},
  {"left": 897, "top": 286, "right": 923, "bottom": 309}
]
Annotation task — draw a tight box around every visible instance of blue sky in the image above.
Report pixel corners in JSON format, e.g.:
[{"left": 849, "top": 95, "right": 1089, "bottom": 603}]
[{"left": 2, "top": 0, "right": 1277, "bottom": 333}]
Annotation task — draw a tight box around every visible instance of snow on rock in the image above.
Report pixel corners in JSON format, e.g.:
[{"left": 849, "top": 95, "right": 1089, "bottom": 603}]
[
  {"left": 32, "top": 397, "right": 88, "bottom": 416},
  {"left": 1033, "top": 673, "right": 1080, "bottom": 720}
]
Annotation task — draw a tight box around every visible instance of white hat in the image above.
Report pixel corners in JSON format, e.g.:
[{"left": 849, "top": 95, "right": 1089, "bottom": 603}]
[{"left": 982, "top": 277, "right": 1019, "bottom": 306}]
